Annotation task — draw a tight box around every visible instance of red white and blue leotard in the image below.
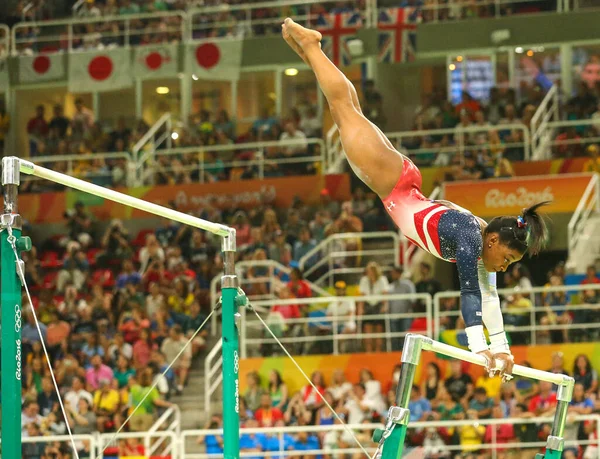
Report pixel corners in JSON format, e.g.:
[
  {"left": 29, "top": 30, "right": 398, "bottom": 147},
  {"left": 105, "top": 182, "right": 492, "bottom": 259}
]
[{"left": 382, "top": 158, "right": 498, "bottom": 331}]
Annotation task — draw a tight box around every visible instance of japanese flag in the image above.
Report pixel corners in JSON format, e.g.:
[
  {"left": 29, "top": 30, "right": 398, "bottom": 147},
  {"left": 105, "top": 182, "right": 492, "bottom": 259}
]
[
  {"left": 189, "top": 39, "right": 243, "bottom": 81},
  {"left": 19, "top": 53, "right": 65, "bottom": 83},
  {"left": 68, "top": 49, "right": 133, "bottom": 93},
  {"left": 133, "top": 44, "right": 178, "bottom": 79}
]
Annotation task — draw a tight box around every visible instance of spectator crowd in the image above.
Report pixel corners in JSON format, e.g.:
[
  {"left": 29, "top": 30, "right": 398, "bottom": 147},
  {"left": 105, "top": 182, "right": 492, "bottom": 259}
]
[
  {"left": 20, "top": 98, "right": 323, "bottom": 192},
  {"left": 200, "top": 351, "right": 600, "bottom": 459}
]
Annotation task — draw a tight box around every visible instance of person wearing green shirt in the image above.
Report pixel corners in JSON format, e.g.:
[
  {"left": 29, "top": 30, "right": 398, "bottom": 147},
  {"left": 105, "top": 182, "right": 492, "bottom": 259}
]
[{"left": 128, "top": 368, "right": 172, "bottom": 431}]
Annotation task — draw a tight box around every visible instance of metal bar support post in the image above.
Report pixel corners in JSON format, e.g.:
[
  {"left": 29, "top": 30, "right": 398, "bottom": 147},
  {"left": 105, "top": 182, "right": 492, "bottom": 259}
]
[
  {"left": 1, "top": 157, "right": 31, "bottom": 458},
  {"left": 221, "top": 229, "right": 246, "bottom": 459}
]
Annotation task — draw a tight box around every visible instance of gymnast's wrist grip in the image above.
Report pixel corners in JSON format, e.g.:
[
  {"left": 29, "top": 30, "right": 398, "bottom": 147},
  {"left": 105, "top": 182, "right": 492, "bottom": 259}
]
[
  {"left": 465, "top": 325, "right": 488, "bottom": 354},
  {"left": 488, "top": 330, "right": 511, "bottom": 355}
]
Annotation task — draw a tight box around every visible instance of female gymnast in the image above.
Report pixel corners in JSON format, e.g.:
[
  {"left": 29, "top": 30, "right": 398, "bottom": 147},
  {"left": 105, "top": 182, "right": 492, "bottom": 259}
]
[{"left": 281, "top": 18, "right": 549, "bottom": 380}]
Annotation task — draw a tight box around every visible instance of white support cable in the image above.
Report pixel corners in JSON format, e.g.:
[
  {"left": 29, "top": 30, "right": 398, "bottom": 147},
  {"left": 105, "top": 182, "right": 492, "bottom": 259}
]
[
  {"left": 6, "top": 230, "right": 81, "bottom": 459},
  {"left": 96, "top": 308, "right": 216, "bottom": 459},
  {"left": 9, "top": 227, "right": 217, "bottom": 459},
  {"left": 249, "top": 302, "right": 376, "bottom": 459}
]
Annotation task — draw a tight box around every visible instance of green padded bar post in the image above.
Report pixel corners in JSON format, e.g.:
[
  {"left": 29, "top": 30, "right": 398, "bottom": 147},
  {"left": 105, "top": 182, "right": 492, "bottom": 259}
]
[
  {"left": 221, "top": 231, "right": 240, "bottom": 459},
  {"left": 381, "top": 424, "right": 408, "bottom": 459},
  {"left": 1, "top": 157, "right": 30, "bottom": 459}
]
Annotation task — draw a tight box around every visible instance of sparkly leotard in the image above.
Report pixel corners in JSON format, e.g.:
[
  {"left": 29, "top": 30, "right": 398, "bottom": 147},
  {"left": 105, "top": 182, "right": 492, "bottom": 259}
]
[{"left": 382, "top": 158, "right": 496, "bottom": 328}]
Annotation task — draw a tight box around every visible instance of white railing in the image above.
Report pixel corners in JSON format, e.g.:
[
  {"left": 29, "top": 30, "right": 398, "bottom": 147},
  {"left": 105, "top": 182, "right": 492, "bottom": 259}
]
[
  {"left": 188, "top": 0, "right": 372, "bottom": 40},
  {"left": 298, "top": 231, "right": 400, "bottom": 289},
  {"left": 71, "top": 0, "right": 86, "bottom": 16},
  {"left": 147, "top": 405, "right": 181, "bottom": 457},
  {"left": 97, "top": 431, "right": 179, "bottom": 458},
  {"left": 530, "top": 85, "right": 560, "bottom": 160},
  {"left": 141, "top": 137, "right": 326, "bottom": 185},
  {"left": 417, "top": 0, "right": 564, "bottom": 22},
  {"left": 568, "top": 172, "right": 600, "bottom": 254},
  {"left": 20, "top": 152, "right": 134, "bottom": 186},
  {"left": 544, "top": 118, "right": 600, "bottom": 157},
  {"left": 241, "top": 292, "right": 433, "bottom": 356},
  {"left": 11, "top": 11, "right": 187, "bottom": 54},
  {"left": 400, "top": 185, "right": 441, "bottom": 274},
  {"left": 434, "top": 283, "right": 600, "bottom": 345},
  {"left": 133, "top": 112, "right": 173, "bottom": 185},
  {"left": 0, "top": 434, "right": 97, "bottom": 456},
  {"left": 387, "top": 123, "right": 531, "bottom": 163},
  {"left": 209, "top": 259, "right": 329, "bottom": 335},
  {"left": 183, "top": 415, "right": 600, "bottom": 459},
  {"left": 204, "top": 339, "right": 223, "bottom": 414},
  {"left": 8, "top": 0, "right": 569, "bottom": 55}
]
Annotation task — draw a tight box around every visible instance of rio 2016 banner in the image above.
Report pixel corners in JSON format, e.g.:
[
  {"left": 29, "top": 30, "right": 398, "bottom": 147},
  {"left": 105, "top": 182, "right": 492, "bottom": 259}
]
[
  {"left": 443, "top": 173, "right": 595, "bottom": 218},
  {"left": 19, "top": 174, "right": 350, "bottom": 224}
]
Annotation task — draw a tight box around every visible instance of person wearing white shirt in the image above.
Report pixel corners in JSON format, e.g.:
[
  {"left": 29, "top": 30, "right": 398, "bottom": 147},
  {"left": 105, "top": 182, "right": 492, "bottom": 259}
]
[
  {"left": 358, "top": 261, "right": 390, "bottom": 352},
  {"left": 279, "top": 120, "right": 308, "bottom": 156},
  {"left": 328, "top": 369, "right": 353, "bottom": 402},
  {"left": 326, "top": 281, "right": 356, "bottom": 352},
  {"left": 64, "top": 377, "right": 94, "bottom": 414},
  {"left": 300, "top": 106, "right": 322, "bottom": 138},
  {"left": 340, "top": 384, "right": 380, "bottom": 444}
]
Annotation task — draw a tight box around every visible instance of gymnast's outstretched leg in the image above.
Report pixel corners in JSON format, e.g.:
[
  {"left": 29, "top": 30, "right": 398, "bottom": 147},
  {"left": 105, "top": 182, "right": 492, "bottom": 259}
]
[{"left": 282, "top": 18, "right": 406, "bottom": 199}]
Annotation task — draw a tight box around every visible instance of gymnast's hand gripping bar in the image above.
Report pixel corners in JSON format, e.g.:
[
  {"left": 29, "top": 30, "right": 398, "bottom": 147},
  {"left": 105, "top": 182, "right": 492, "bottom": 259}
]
[
  {"left": 16, "top": 158, "right": 233, "bottom": 239},
  {"left": 410, "top": 334, "right": 572, "bottom": 386}
]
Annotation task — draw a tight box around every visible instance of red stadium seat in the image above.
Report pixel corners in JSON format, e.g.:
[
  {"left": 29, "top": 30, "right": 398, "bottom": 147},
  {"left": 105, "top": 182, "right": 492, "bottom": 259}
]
[
  {"left": 132, "top": 229, "right": 155, "bottom": 247},
  {"left": 42, "top": 271, "right": 58, "bottom": 289},
  {"left": 40, "top": 251, "right": 61, "bottom": 268},
  {"left": 91, "top": 269, "right": 115, "bottom": 288},
  {"left": 86, "top": 248, "right": 101, "bottom": 266}
]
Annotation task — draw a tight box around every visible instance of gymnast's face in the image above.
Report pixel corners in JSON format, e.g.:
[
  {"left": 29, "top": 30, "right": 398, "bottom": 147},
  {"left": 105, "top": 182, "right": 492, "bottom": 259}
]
[{"left": 482, "top": 233, "right": 523, "bottom": 273}]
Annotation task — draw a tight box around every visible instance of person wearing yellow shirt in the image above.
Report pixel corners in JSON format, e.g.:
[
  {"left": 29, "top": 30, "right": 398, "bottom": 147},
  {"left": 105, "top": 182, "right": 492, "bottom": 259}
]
[
  {"left": 583, "top": 144, "right": 600, "bottom": 174},
  {"left": 475, "top": 372, "right": 502, "bottom": 400},
  {"left": 450, "top": 409, "right": 486, "bottom": 456},
  {"left": 93, "top": 379, "right": 122, "bottom": 432}
]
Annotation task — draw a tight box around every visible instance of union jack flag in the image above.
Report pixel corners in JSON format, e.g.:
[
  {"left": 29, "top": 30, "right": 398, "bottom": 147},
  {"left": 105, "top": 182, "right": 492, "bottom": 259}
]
[
  {"left": 316, "top": 12, "right": 362, "bottom": 67},
  {"left": 378, "top": 7, "right": 421, "bottom": 64}
]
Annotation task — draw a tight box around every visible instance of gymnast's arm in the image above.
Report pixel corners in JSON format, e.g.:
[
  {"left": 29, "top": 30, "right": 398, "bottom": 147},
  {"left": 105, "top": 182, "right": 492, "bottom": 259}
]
[
  {"left": 478, "top": 269, "right": 511, "bottom": 356},
  {"left": 454, "top": 230, "right": 489, "bottom": 355}
]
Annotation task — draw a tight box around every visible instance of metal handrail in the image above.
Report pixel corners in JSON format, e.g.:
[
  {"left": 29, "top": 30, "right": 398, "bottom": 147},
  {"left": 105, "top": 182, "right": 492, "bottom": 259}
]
[
  {"left": 133, "top": 112, "right": 172, "bottom": 160},
  {"left": 11, "top": 11, "right": 187, "bottom": 54},
  {"left": 209, "top": 259, "right": 330, "bottom": 335},
  {"left": 183, "top": 415, "right": 600, "bottom": 458},
  {"left": 298, "top": 231, "right": 400, "bottom": 288},
  {"left": 141, "top": 137, "right": 326, "bottom": 184},
  {"left": 568, "top": 173, "right": 599, "bottom": 253},
  {"left": 530, "top": 85, "right": 559, "bottom": 160},
  {"left": 242, "top": 292, "right": 433, "bottom": 356},
  {"left": 386, "top": 122, "right": 531, "bottom": 161},
  {"left": 204, "top": 339, "right": 223, "bottom": 414}
]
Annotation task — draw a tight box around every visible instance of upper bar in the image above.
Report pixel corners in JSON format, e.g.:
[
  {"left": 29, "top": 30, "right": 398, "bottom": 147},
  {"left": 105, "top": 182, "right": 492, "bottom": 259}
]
[
  {"left": 418, "top": 335, "right": 570, "bottom": 386},
  {"left": 17, "top": 158, "right": 232, "bottom": 238}
]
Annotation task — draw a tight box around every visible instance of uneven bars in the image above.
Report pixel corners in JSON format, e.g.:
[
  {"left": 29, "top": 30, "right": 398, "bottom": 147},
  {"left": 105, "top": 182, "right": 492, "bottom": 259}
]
[
  {"left": 17, "top": 159, "right": 231, "bottom": 238},
  {"left": 419, "top": 336, "right": 569, "bottom": 386}
]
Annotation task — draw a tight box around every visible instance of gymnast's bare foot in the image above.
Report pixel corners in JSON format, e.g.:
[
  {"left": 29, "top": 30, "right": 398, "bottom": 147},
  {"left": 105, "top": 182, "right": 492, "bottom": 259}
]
[{"left": 281, "top": 18, "right": 321, "bottom": 66}]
